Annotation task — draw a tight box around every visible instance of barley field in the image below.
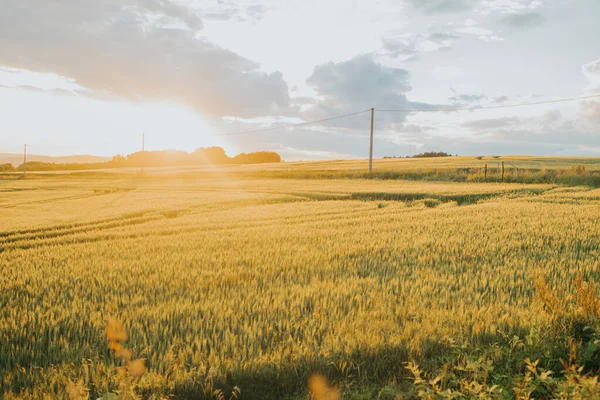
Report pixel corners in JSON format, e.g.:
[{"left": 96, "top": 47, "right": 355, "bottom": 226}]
[{"left": 2, "top": 159, "right": 600, "bottom": 399}]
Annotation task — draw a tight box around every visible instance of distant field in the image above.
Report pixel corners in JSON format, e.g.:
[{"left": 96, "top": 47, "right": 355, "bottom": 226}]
[
  {"left": 2, "top": 167, "right": 600, "bottom": 398},
  {"left": 4, "top": 156, "right": 600, "bottom": 188},
  {"left": 4, "top": 155, "right": 600, "bottom": 174}
]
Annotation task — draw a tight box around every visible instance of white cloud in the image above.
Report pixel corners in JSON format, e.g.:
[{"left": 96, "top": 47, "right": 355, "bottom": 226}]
[
  {"left": 583, "top": 59, "right": 600, "bottom": 90},
  {"left": 455, "top": 26, "right": 504, "bottom": 41},
  {"left": 381, "top": 32, "right": 460, "bottom": 60},
  {"left": 478, "top": 0, "right": 538, "bottom": 14}
]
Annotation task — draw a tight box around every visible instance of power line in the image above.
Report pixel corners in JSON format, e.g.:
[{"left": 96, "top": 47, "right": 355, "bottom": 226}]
[
  {"left": 377, "top": 93, "right": 600, "bottom": 113},
  {"left": 215, "top": 109, "right": 371, "bottom": 136},
  {"left": 213, "top": 94, "right": 600, "bottom": 137}
]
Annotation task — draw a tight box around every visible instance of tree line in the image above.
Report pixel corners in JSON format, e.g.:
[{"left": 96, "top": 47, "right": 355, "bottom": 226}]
[
  {"left": 4, "top": 147, "right": 282, "bottom": 172},
  {"left": 383, "top": 152, "right": 454, "bottom": 159}
]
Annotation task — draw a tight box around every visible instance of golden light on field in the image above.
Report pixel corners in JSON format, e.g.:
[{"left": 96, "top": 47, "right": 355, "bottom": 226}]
[{"left": 1, "top": 160, "right": 600, "bottom": 398}]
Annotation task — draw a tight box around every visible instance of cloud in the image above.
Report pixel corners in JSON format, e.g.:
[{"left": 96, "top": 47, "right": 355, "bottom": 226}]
[
  {"left": 0, "top": 0, "right": 290, "bottom": 118},
  {"left": 542, "top": 109, "right": 561, "bottom": 124},
  {"left": 407, "top": 0, "right": 479, "bottom": 14},
  {"left": 500, "top": 12, "right": 545, "bottom": 30},
  {"left": 585, "top": 60, "right": 600, "bottom": 77},
  {"left": 580, "top": 101, "right": 600, "bottom": 128},
  {"left": 463, "top": 117, "right": 520, "bottom": 130},
  {"left": 478, "top": 0, "right": 543, "bottom": 15},
  {"left": 583, "top": 59, "right": 600, "bottom": 91},
  {"left": 492, "top": 95, "right": 510, "bottom": 104},
  {"left": 306, "top": 54, "right": 412, "bottom": 112},
  {"left": 381, "top": 32, "right": 460, "bottom": 60},
  {"left": 449, "top": 93, "right": 487, "bottom": 103},
  {"left": 246, "top": 4, "right": 268, "bottom": 19},
  {"left": 377, "top": 113, "right": 600, "bottom": 157},
  {"left": 579, "top": 59, "right": 600, "bottom": 128},
  {"left": 455, "top": 26, "right": 503, "bottom": 41},
  {"left": 201, "top": 1, "right": 270, "bottom": 21}
]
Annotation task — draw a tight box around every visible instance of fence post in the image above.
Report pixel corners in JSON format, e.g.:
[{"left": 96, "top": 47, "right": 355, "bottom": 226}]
[
  {"left": 502, "top": 161, "right": 505, "bottom": 182},
  {"left": 484, "top": 164, "right": 487, "bottom": 182}
]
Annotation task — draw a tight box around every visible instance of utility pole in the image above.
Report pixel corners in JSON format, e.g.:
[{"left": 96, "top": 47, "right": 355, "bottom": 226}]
[
  {"left": 23, "top": 144, "right": 27, "bottom": 178},
  {"left": 141, "top": 133, "right": 145, "bottom": 174},
  {"left": 369, "top": 108, "right": 374, "bottom": 174}
]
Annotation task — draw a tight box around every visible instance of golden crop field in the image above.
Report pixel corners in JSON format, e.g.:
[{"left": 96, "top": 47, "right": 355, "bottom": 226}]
[{"left": 2, "top": 160, "right": 600, "bottom": 399}]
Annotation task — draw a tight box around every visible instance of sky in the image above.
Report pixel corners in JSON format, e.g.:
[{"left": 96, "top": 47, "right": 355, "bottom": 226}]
[{"left": 0, "top": 0, "right": 599, "bottom": 160}]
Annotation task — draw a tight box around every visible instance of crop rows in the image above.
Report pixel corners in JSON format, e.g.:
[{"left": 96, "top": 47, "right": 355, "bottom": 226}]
[{"left": 1, "top": 177, "right": 599, "bottom": 398}]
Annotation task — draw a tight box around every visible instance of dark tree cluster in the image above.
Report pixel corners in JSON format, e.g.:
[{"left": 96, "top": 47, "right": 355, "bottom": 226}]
[
  {"left": 13, "top": 147, "right": 282, "bottom": 172},
  {"left": 384, "top": 152, "right": 454, "bottom": 159}
]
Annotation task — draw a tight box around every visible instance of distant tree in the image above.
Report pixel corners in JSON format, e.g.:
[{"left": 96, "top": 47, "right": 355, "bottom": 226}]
[
  {"left": 410, "top": 152, "right": 453, "bottom": 158},
  {"left": 0, "top": 163, "right": 15, "bottom": 172},
  {"left": 127, "top": 150, "right": 191, "bottom": 167},
  {"left": 192, "top": 147, "right": 230, "bottom": 164},
  {"left": 383, "top": 153, "right": 453, "bottom": 159},
  {"left": 109, "top": 154, "right": 127, "bottom": 166},
  {"left": 231, "top": 152, "right": 281, "bottom": 164}
]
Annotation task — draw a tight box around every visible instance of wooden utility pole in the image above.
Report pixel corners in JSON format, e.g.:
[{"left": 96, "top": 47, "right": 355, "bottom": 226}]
[
  {"left": 369, "top": 108, "right": 374, "bottom": 173},
  {"left": 23, "top": 144, "right": 27, "bottom": 177}
]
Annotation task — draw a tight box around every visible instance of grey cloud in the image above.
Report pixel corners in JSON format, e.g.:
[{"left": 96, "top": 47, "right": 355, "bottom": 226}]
[
  {"left": 0, "top": 0, "right": 290, "bottom": 118},
  {"left": 246, "top": 5, "right": 268, "bottom": 19},
  {"left": 449, "top": 94, "right": 487, "bottom": 103},
  {"left": 382, "top": 37, "right": 420, "bottom": 60},
  {"left": 306, "top": 54, "right": 412, "bottom": 112},
  {"left": 407, "top": 0, "right": 479, "bottom": 14},
  {"left": 479, "top": 128, "right": 599, "bottom": 149},
  {"left": 378, "top": 126, "right": 600, "bottom": 157},
  {"left": 223, "top": 113, "right": 600, "bottom": 160},
  {"left": 580, "top": 60, "right": 600, "bottom": 128},
  {"left": 543, "top": 109, "right": 561, "bottom": 124},
  {"left": 500, "top": 12, "right": 545, "bottom": 30},
  {"left": 297, "top": 54, "right": 450, "bottom": 133},
  {"left": 585, "top": 60, "right": 600, "bottom": 76},
  {"left": 16, "top": 85, "right": 45, "bottom": 93},
  {"left": 492, "top": 95, "right": 510, "bottom": 104},
  {"left": 463, "top": 117, "right": 520, "bottom": 130},
  {"left": 203, "top": 9, "right": 239, "bottom": 20},
  {"left": 399, "top": 124, "right": 429, "bottom": 133},
  {"left": 201, "top": 1, "right": 269, "bottom": 22},
  {"left": 140, "top": 0, "right": 204, "bottom": 30},
  {"left": 429, "top": 32, "right": 461, "bottom": 41},
  {"left": 580, "top": 101, "right": 600, "bottom": 128}
]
